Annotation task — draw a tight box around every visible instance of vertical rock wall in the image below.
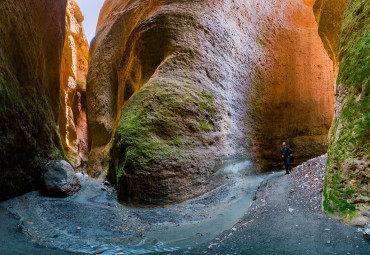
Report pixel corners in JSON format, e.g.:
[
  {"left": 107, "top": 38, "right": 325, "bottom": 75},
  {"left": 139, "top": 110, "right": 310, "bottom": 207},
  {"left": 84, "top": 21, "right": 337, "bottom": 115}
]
[
  {"left": 253, "top": 0, "right": 335, "bottom": 168},
  {"left": 318, "top": 0, "right": 369, "bottom": 223},
  {"left": 313, "top": 0, "right": 348, "bottom": 68},
  {"left": 87, "top": 0, "right": 336, "bottom": 205},
  {"left": 60, "top": 0, "right": 89, "bottom": 171},
  {"left": 0, "top": 0, "right": 67, "bottom": 200}
]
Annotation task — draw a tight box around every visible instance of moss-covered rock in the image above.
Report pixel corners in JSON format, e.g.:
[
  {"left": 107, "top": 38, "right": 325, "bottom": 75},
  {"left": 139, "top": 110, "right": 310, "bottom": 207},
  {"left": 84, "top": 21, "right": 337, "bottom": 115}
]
[
  {"left": 323, "top": 0, "right": 370, "bottom": 222},
  {"left": 89, "top": 0, "right": 339, "bottom": 205},
  {"left": 108, "top": 78, "right": 220, "bottom": 205}
]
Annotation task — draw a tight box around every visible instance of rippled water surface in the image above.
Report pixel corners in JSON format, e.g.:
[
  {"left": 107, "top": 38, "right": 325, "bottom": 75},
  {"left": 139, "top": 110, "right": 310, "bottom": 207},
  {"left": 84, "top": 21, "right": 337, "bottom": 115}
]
[{"left": 0, "top": 170, "right": 277, "bottom": 254}]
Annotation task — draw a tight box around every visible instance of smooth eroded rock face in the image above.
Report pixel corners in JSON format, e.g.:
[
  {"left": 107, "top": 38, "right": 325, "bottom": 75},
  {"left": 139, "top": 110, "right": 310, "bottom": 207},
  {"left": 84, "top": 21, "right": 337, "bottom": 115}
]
[
  {"left": 253, "top": 0, "right": 335, "bottom": 168},
  {"left": 0, "top": 0, "right": 67, "bottom": 201},
  {"left": 59, "top": 0, "right": 89, "bottom": 171},
  {"left": 42, "top": 160, "right": 81, "bottom": 197},
  {"left": 319, "top": 0, "right": 370, "bottom": 223},
  {"left": 313, "top": 0, "right": 348, "bottom": 67},
  {"left": 87, "top": 0, "right": 336, "bottom": 205}
]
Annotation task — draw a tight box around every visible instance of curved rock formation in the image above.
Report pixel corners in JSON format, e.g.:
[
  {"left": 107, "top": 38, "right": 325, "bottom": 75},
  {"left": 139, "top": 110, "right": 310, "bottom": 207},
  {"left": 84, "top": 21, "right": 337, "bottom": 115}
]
[
  {"left": 317, "top": 0, "right": 369, "bottom": 223},
  {"left": 87, "top": 0, "right": 336, "bottom": 205},
  {"left": 60, "top": 0, "right": 89, "bottom": 171},
  {"left": 0, "top": 0, "right": 67, "bottom": 200},
  {"left": 313, "top": 0, "right": 348, "bottom": 68}
]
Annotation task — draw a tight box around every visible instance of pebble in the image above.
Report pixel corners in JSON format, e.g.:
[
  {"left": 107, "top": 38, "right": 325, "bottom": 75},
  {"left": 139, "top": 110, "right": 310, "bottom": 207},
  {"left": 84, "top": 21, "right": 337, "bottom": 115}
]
[
  {"left": 356, "top": 228, "right": 364, "bottom": 233},
  {"left": 289, "top": 155, "right": 327, "bottom": 212}
]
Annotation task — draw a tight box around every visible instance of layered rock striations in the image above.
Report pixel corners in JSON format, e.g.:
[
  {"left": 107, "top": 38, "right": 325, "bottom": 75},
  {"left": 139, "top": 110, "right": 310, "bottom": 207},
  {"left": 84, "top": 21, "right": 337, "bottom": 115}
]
[
  {"left": 60, "top": 0, "right": 89, "bottom": 171},
  {"left": 87, "top": 0, "right": 336, "bottom": 205},
  {"left": 0, "top": 0, "right": 67, "bottom": 200},
  {"left": 317, "top": 0, "right": 369, "bottom": 223}
]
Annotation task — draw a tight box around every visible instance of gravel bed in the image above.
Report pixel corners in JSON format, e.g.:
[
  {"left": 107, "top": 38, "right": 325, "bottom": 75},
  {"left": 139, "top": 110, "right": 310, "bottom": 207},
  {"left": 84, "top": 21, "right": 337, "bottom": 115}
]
[{"left": 289, "top": 154, "right": 327, "bottom": 213}]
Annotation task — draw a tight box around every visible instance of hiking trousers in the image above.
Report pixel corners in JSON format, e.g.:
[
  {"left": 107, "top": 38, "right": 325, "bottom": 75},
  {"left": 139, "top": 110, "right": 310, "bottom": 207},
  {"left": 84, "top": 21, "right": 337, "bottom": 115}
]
[{"left": 284, "top": 157, "right": 292, "bottom": 174}]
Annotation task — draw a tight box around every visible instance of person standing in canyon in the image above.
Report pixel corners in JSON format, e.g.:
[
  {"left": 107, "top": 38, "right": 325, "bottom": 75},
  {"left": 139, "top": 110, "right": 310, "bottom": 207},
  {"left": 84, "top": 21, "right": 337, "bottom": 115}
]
[{"left": 281, "top": 142, "right": 293, "bottom": 174}]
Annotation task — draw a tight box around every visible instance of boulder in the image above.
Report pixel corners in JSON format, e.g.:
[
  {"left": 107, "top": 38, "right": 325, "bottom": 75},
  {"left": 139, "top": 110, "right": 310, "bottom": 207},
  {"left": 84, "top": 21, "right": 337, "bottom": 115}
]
[
  {"left": 42, "top": 160, "right": 81, "bottom": 197},
  {"left": 87, "top": 0, "right": 336, "bottom": 205},
  {"left": 350, "top": 216, "right": 369, "bottom": 227},
  {"left": 364, "top": 221, "right": 370, "bottom": 240}
]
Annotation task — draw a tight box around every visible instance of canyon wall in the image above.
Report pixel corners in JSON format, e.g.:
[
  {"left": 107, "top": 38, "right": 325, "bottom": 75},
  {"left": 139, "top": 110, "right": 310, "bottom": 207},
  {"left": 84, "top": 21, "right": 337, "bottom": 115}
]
[
  {"left": 318, "top": 0, "right": 369, "bottom": 223},
  {"left": 0, "top": 0, "right": 67, "bottom": 200},
  {"left": 87, "top": 0, "right": 335, "bottom": 206},
  {"left": 60, "top": 0, "right": 89, "bottom": 171},
  {"left": 313, "top": 0, "right": 348, "bottom": 68},
  {"left": 254, "top": 0, "right": 335, "bottom": 168}
]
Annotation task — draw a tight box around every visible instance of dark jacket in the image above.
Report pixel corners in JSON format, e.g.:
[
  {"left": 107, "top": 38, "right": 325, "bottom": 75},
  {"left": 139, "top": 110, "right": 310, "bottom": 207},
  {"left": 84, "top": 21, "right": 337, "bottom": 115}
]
[{"left": 281, "top": 147, "right": 293, "bottom": 158}]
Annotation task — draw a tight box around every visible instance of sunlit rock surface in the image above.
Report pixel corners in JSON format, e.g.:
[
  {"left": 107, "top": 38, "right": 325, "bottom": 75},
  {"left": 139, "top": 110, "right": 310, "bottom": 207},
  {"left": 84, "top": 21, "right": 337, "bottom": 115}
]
[
  {"left": 87, "top": 0, "right": 336, "bottom": 205},
  {"left": 0, "top": 0, "right": 67, "bottom": 200},
  {"left": 313, "top": 0, "right": 348, "bottom": 68},
  {"left": 60, "top": 0, "right": 89, "bottom": 171},
  {"left": 317, "top": 0, "right": 369, "bottom": 223},
  {"left": 253, "top": 0, "right": 335, "bottom": 168}
]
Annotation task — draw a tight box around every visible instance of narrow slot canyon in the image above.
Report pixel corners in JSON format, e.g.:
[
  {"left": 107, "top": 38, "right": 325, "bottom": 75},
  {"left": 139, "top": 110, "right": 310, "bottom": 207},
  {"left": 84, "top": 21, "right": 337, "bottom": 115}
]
[
  {"left": 0, "top": 0, "right": 368, "bottom": 254},
  {"left": 249, "top": 0, "right": 337, "bottom": 168},
  {"left": 59, "top": 0, "right": 89, "bottom": 172}
]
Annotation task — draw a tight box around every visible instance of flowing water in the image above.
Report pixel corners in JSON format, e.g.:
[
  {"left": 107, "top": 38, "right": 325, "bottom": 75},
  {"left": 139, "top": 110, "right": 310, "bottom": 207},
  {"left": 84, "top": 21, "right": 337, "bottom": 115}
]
[{"left": 0, "top": 166, "right": 279, "bottom": 254}]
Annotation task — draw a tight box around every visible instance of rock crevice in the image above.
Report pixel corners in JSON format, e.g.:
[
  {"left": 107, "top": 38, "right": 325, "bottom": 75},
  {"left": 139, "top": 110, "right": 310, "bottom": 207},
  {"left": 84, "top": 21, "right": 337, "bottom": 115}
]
[{"left": 60, "top": 0, "right": 90, "bottom": 171}]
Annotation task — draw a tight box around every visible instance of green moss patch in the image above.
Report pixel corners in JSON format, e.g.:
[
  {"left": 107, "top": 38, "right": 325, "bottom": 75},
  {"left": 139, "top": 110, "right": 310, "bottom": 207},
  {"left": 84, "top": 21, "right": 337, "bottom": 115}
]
[
  {"left": 199, "top": 119, "right": 213, "bottom": 132},
  {"left": 111, "top": 78, "right": 204, "bottom": 179},
  {"left": 324, "top": 0, "right": 370, "bottom": 221},
  {"left": 197, "top": 90, "right": 215, "bottom": 132}
]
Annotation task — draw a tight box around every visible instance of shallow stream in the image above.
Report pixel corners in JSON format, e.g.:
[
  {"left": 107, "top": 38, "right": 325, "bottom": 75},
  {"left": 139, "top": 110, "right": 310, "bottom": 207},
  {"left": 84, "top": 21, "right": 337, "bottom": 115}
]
[{"left": 0, "top": 164, "right": 279, "bottom": 254}]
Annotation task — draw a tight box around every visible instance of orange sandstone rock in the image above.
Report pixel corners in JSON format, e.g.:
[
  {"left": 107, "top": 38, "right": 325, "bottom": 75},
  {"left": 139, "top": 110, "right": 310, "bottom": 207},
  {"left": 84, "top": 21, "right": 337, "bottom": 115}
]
[
  {"left": 254, "top": 0, "right": 336, "bottom": 168},
  {"left": 313, "top": 0, "right": 348, "bottom": 68},
  {"left": 60, "top": 0, "right": 89, "bottom": 171},
  {"left": 87, "top": 0, "right": 336, "bottom": 205}
]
